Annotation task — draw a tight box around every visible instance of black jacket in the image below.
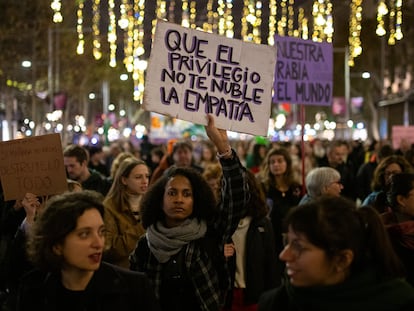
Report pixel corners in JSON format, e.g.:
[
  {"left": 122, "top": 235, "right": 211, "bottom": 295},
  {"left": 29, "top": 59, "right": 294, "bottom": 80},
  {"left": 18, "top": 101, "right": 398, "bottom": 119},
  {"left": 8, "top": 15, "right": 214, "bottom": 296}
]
[
  {"left": 13, "top": 262, "right": 160, "bottom": 311},
  {"left": 225, "top": 216, "right": 279, "bottom": 307}
]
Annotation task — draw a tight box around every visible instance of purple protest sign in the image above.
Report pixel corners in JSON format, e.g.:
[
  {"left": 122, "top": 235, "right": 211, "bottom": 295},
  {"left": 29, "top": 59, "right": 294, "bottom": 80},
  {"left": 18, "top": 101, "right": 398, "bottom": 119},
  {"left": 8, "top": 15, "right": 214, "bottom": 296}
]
[{"left": 273, "top": 35, "right": 333, "bottom": 106}]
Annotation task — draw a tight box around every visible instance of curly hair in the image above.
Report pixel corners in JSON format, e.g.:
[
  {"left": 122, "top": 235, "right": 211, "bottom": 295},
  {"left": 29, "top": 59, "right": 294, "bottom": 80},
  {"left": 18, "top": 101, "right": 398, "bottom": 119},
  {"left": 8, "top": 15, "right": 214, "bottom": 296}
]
[
  {"left": 140, "top": 166, "right": 218, "bottom": 229},
  {"left": 371, "top": 155, "right": 413, "bottom": 191},
  {"left": 27, "top": 190, "right": 105, "bottom": 272},
  {"left": 245, "top": 170, "right": 268, "bottom": 219}
]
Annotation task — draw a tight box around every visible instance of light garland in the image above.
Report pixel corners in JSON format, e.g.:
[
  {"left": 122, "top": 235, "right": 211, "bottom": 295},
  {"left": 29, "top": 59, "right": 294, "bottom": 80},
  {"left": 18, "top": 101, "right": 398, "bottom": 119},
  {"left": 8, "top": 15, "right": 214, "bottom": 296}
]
[
  {"left": 298, "top": 7, "right": 309, "bottom": 40},
  {"left": 133, "top": 0, "right": 146, "bottom": 102},
  {"left": 395, "top": 0, "right": 403, "bottom": 40},
  {"left": 388, "top": 0, "right": 396, "bottom": 45},
  {"left": 189, "top": 1, "right": 197, "bottom": 29},
  {"left": 51, "top": 0, "right": 63, "bottom": 23},
  {"left": 181, "top": 0, "right": 190, "bottom": 28},
  {"left": 76, "top": 1, "right": 84, "bottom": 55},
  {"left": 268, "top": 0, "right": 277, "bottom": 45},
  {"left": 376, "top": 0, "right": 388, "bottom": 36},
  {"left": 121, "top": 0, "right": 133, "bottom": 72},
  {"left": 278, "top": 0, "right": 287, "bottom": 36},
  {"left": 348, "top": 0, "right": 363, "bottom": 66},
  {"left": 203, "top": 0, "right": 215, "bottom": 32},
  {"left": 108, "top": 0, "right": 117, "bottom": 67},
  {"left": 287, "top": 0, "right": 294, "bottom": 36},
  {"left": 92, "top": 0, "right": 102, "bottom": 60}
]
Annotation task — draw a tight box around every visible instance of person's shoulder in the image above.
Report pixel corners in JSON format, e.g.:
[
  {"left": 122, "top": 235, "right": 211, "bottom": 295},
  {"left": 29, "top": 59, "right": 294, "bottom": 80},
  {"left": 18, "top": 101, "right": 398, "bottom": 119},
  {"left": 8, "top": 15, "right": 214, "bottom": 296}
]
[
  {"left": 98, "top": 262, "right": 150, "bottom": 287},
  {"left": 258, "top": 286, "right": 287, "bottom": 310}
]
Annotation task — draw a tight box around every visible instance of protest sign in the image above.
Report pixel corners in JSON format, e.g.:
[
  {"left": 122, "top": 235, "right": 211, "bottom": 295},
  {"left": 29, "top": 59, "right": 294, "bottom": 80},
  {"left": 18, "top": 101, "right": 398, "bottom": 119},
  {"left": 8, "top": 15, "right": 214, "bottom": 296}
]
[
  {"left": 143, "top": 20, "right": 276, "bottom": 136},
  {"left": 0, "top": 133, "right": 68, "bottom": 201},
  {"left": 392, "top": 126, "right": 414, "bottom": 150},
  {"left": 273, "top": 35, "right": 333, "bottom": 106}
]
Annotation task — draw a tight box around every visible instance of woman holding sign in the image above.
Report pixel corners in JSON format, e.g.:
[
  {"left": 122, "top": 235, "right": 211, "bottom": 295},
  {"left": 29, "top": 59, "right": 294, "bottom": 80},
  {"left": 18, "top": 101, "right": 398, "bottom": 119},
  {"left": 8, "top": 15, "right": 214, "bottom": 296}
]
[{"left": 130, "top": 115, "right": 249, "bottom": 311}]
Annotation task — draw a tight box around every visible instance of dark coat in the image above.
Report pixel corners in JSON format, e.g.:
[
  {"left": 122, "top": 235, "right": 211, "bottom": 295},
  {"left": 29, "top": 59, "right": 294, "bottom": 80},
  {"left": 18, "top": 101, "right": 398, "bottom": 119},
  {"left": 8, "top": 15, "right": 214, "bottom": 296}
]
[
  {"left": 13, "top": 262, "right": 160, "bottom": 311},
  {"left": 225, "top": 216, "right": 280, "bottom": 307}
]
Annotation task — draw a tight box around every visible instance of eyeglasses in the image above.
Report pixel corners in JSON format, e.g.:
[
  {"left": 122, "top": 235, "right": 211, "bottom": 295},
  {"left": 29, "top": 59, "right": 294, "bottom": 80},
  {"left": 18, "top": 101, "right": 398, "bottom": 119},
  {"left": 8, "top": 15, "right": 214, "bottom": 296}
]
[
  {"left": 329, "top": 180, "right": 342, "bottom": 186},
  {"left": 282, "top": 233, "right": 309, "bottom": 257}
]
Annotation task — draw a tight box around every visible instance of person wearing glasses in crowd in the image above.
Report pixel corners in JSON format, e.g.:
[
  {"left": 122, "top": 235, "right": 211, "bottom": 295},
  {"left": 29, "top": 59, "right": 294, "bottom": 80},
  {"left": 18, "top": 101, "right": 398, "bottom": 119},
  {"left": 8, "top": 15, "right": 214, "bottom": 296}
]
[
  {"left": 298, "top": 167, "right": 343, "bottom": 205},
  {"left": 259, "top": 196, "right": 414, "bottom": 311}
]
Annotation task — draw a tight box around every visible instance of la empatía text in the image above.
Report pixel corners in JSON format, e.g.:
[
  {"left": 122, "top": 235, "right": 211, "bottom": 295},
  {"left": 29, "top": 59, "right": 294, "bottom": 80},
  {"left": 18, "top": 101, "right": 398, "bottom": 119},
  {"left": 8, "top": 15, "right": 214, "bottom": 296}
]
[{"left": 160, "top": 30, "right": 264, "bottom": 122}]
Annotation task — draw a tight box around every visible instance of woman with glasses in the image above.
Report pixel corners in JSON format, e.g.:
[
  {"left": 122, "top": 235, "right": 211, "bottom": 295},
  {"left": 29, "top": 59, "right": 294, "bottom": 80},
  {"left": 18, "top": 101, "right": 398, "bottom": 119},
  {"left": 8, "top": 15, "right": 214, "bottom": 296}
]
[
  {"left": 298, "top": 167, "right": 343, "bottom": 205},
  {"left": 384, "top": 173, "right": 414, "bottom": 286},
  {"left": 258, "top": 196, "right": 414, "bottom": 311}
]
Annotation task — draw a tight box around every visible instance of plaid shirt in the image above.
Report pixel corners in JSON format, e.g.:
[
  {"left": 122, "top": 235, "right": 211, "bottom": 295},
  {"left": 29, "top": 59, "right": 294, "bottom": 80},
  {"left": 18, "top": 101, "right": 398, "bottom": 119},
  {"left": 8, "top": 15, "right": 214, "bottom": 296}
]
[{"left": 131, "top": 151, "right": 249, "bottom": 311}]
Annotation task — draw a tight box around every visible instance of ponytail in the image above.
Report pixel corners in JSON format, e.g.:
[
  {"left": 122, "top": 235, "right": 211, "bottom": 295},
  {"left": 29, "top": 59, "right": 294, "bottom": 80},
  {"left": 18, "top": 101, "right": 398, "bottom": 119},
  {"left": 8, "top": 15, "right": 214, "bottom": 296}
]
[{"left": 355, "top": 207, "right": 405, "bottom": 278}]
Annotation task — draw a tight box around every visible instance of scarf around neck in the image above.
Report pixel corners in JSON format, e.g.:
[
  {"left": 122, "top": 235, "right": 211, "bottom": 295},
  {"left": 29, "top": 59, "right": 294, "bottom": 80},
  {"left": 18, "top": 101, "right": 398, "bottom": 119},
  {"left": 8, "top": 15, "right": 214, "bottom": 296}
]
[{"left": 146, "top": 218, "right": 207, "bottom": 263}]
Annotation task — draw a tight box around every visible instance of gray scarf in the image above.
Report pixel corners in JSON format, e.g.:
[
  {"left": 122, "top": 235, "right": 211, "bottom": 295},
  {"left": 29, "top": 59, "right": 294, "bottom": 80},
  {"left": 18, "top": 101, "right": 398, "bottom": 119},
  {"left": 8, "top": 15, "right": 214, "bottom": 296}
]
[{"left": 146, "top": 218, "right": 207, "bottom": 263}]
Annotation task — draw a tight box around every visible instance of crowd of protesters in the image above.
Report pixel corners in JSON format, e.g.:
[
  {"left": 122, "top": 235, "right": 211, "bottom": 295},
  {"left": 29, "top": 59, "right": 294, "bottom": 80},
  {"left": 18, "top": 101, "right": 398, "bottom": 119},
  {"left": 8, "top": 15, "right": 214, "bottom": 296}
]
[{"left": 2, "top": 127, "right": 414, "bottom": 310}]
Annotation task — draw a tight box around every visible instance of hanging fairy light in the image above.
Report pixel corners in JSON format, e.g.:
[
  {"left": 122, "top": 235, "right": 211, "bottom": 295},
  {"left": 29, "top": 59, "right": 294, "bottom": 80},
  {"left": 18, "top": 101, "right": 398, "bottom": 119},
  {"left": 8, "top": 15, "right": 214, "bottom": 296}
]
[
  {"left": 108, "top": 0, "right": 117, "bottom": 67},
  {"left": 153, "top": 1, "right": 167, "bottom": 36},
  {"left": 395, "top": 0, "right": 403, "bottom": 41},
  {"left": 51, "top": 0, "right": 63, "bottom": 23},
  {"left": 348, "top": 0, "right": 363, "bottom": 66},
  {"left": 133, "top": 0, "right": 146, "bottom": 102},
  {"left": 298, "top": 7, "right": 309, "bottom": 40},
  {"left": 324, "top": 1, "right": 333, "bottom": 42},
  {"left": 203, "top": 0, "right": 215, "bottom": 32},
  {"left": 252, "top": 1, "right": 262, "bottom": 43},
  {"left": 241, "top": 0, "right": 250, "bottom": 41},
  {"left": 278, "top": 0, "right": 288, "bottom": 36},
  {"left": 287, "top": 0, "right": 294, "bottom": 36},
  {"left": 76, "top": 1, "right": 84, "bottom": 55},
  {"left": 388, "top": 0, "right": 396, "bottom": 45},
  {"left": 189, "top": 1, "right": 197, "bottom": 29},
  {"left": 268, "top": 0, "right": 277, "bottom": 45},
  {"left": 217, "top": 0, "right": 234, "bottom": 38},
  {"left": 376, "top": 0, "right": 388, "bottom": 36},
  {"left": 182, "top": 0, "right": 190, "bottom": 28},
  {"left": 122, "top": 0, "right": 133, "bottom": 72},
  {"left": 168, "top": 0, "right": 176, "bottom": 22},
  {"left": 92, "top": 0, "right": 102, "bottom": 60}
]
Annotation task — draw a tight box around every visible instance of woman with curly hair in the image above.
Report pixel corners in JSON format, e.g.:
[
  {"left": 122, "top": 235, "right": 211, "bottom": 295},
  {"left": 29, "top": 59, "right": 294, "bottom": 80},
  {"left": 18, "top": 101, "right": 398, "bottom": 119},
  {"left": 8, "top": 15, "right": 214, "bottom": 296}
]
[
  {"left": 129, "top": 115, "right": 249, "bottom": 311},
  {"left": 362, "top": 155, "right": 413, "bottom": 213},
  {"left": 14, "top": 190, "right": 160, "bottom": 311}
]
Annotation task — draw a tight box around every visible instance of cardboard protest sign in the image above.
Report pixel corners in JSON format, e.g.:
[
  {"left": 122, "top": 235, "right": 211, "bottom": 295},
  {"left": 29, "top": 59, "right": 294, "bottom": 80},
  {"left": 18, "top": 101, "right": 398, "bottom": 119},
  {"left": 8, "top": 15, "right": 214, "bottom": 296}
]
[
  {"left": 273, "top": 35, "right": 333, "bottom": 106},
  {"left": 143, "top": 20, "right": 276, "bottom": 136},
  {"left": 392, "top": 126, "right": 414, "bottom": 150},
  {"left": 0, "top": 133, "right": 68, "bottom": 201}
]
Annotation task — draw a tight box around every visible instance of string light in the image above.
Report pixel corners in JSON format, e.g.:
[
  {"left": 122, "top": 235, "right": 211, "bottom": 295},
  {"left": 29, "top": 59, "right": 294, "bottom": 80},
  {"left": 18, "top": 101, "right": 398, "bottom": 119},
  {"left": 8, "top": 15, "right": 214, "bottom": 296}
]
[
  {"left": 51, "top": 0, "right": 63, "bottom": 23},
  {"left": 348, "top": 0, "right": 363, "bottom": 66},
  {"left": 287, "top": 0, "right": 294, "bottom": 37},
  {"left": 76, "top": 1, "right": 84, "bottom": 55},
  {"left": 298, "top": 8, "right": 309, "bottom": 40},
  {"left": 182, "top": 0, "right": 190, "bottom": 28},
  {"left": 203, "top": 0, "right": 215, "bottom": 32},
  {"left": 108, "top": 0, "right": 117, "bottom": 67},
  {"left": 395, "top": 0, "right": 403, "bottom": 41},
  {"left": 122, "top": 0, "right": 133, "bottom": 72},
  {"left": 278, "top": 0, "right": 287, "bottom": 36},
  {"left": 268, "top": 0, "right": 277, "bottom": 45},
  {"left": 388, "top": 0, "right": 396, "bottom": 45},
  {"left": 189, "top": 1, "right": 197, "bottom": 29},
  {"left": 376, "top": 0, "right": 388, "bottom": 36},
  {"left": 92, "top": 0, "right": 102, "bottom": 60},
  {"left": 133, "top": 0, "right": 146, "bottom": 102}
]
